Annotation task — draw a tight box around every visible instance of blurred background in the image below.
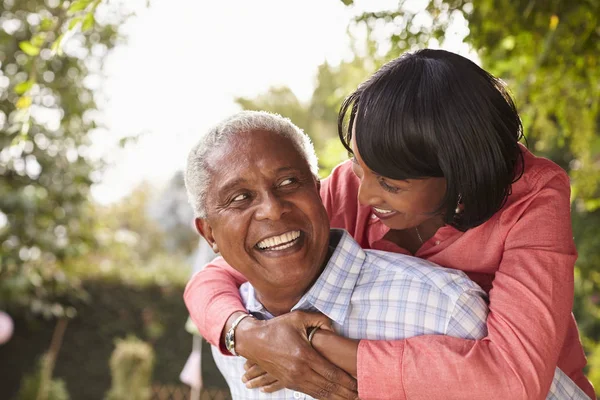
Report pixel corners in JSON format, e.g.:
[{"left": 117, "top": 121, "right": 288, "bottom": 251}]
[{"left": 0, "top": 0, "right": 598, "bottom": 399}]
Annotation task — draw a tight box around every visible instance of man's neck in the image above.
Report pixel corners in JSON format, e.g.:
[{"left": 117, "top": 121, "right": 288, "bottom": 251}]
[{"left": 254, "top": 230, "right": 341, "bottom": 317}]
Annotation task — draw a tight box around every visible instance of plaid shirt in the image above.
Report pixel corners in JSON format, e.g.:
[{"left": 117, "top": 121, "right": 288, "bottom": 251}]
[{"left": 212, "top": 230, "right": 589, "bottom": 400}]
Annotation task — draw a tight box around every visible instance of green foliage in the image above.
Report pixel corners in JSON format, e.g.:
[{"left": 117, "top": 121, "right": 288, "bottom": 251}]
[
  {"left": 0, "top": 0, "right": 128, "bottom": 318},
  {"left": 106, "top": 336, "right": 155, "bottom": 400},
  {"left": 587, "top": 340, "right": 600, "bottom": 394},
  {"left": 16, "top": 354, "right": 70, "bottom": 400},
  {"left": 0, "top": 281, "right": 208, "bottom": 400}
]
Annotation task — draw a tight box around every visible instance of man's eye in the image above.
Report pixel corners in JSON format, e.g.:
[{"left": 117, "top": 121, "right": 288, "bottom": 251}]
[
  {"left": 232, "top": 193, "right": 249, "bottom": 202},
  {"left": 279, "top": 178, "right": 295, "bottom": 187}
]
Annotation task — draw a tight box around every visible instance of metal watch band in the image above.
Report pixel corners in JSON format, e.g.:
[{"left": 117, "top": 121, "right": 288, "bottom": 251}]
[{"left": 225, "top": 313, "right": 252, "bottom": 356}]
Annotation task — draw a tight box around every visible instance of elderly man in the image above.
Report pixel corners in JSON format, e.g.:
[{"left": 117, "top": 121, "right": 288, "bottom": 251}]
[{"left": 184, "top": 111, "right": 588, "bottom": 400}]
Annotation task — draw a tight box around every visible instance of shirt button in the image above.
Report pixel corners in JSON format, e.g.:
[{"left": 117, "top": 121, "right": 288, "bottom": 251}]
[
  {"left": 435, "top": 240, "right": 441, "bottom": 245},
  {"left": 293, "top": 391, "right": 305, "bottom": 399}
]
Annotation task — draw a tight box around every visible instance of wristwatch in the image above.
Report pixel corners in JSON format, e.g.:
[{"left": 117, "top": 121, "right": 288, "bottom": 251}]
[{"left": 225, "top": 313, "right": 252, "bottom": 356}]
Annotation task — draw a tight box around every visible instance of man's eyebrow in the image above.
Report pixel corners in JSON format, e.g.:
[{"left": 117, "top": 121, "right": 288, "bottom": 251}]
[
  {"left": 275, "top": 166, "right": 301, "bottom": 174},
  {"left": 217, "top": 178, "right": 247, "bottom": 195}
]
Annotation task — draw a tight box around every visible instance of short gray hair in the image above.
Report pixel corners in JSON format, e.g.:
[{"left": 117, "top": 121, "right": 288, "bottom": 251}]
[{"left": 185, "top": 110, "right": 319, "bottom": 218}]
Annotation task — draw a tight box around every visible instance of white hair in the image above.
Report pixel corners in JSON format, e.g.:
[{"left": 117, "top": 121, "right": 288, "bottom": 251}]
[{"left": 185, "top": 110, "right": 319, "bottom": 218}]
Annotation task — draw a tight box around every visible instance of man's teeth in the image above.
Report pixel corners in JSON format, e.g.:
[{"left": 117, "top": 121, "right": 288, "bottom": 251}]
[
  {"left": 257, "top": 231, "right": 301, "bottom": 250},
  {"left": 373, "top": 207, "right": 394, "bottom": 214}
]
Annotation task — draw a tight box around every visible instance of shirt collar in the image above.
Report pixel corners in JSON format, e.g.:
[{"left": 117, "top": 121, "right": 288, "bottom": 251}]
[
  {"left": 292, "top": 229, "right": 365, "bottom": 325},
  {"left": 242, "top": 229, "right": 366, "bottom": 325}
]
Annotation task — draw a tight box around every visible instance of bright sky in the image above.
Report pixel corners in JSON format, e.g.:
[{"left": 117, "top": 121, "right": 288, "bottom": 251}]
[{"left": 91, "top": 0, "right": 472, "bottom": 204}]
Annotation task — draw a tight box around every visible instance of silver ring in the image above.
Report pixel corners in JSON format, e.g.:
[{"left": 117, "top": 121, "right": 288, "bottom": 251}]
[{"left": 307, "top": 327, "right": 320, "bottom": 346}]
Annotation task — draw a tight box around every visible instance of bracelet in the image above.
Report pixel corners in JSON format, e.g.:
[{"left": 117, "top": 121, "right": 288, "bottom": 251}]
[
  {"left": 307, "top": 326, "right": 320, "bottom": 347},
  {"left": 225, "top": 313, "right": 253, "bottom": 356}
]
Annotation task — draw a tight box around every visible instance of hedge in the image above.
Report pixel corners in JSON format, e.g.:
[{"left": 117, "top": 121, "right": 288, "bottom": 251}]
[{"left": 0, "top": 280, "right": 227, "bottom": 400}]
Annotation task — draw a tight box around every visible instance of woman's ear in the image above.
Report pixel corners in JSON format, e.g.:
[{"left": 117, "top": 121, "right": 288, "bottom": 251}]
[{"left": 194, "top": 218, "right": 219, "bottom": 253}]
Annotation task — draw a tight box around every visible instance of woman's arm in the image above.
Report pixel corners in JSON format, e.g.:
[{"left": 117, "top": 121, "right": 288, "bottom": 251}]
[
  {"left": 184, "top": 256, "right": 247, "bottom": 349},
  {"left": 356, "top": 173, "right": 581, "bottom": 400}
]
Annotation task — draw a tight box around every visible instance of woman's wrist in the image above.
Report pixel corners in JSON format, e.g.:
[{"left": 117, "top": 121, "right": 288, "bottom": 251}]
[{"left": 311, "top": 329, "right": 359, "bottom": 378}]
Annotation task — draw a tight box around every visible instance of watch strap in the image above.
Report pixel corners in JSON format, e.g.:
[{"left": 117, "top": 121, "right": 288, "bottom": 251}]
[{"left": 225, "top": 313, "right": 252, "bottom": 356}]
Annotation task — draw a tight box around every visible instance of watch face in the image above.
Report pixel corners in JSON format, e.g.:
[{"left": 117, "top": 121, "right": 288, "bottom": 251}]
[{"left": 225, "top": 330, "right": 235, "bottom": 353}]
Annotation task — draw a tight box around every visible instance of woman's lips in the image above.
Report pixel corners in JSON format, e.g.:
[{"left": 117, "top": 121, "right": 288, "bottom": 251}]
[{"left": 372, "top": 207, "right": 398, "bottom": 219}]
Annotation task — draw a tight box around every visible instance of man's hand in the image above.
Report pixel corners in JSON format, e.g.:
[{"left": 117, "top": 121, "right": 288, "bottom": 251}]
[
  {"left": 243, "top": 360, "right": 283, "bottom": 393},
  {"left": 236, "top": 310, "right": 359, "bottom": 400}
]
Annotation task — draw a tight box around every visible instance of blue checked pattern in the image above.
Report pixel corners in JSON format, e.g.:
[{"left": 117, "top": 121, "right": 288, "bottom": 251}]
[{"left": 212, "top": 230, "right": 589, "bottom": 400}]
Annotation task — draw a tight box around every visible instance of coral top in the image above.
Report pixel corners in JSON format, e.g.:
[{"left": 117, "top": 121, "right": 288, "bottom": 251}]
[{"left": 184, "top": 146, "right": 595, "bottom": 399}]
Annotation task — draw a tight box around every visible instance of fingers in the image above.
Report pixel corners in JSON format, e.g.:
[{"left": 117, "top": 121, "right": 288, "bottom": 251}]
[
  {"left": 259, "top": 381, "right": 285, "bottom": 393},
  {"left": 242, "top": 363, "right": 268, "bottom": 383},
  {"left": 293, "top": 310, "right": 335, "bottom": 332},
  {"left": 296, "top": 373, "right": 358, "bottom": 400},
  {"left": 245, "top": 373, "right": 278, "bottom": 390},
  {"left": 243, "top": 360, "right": 256, "bottom": 372},
  {"left": 243, "top": 362, "right": 281, "bottom": 391}
]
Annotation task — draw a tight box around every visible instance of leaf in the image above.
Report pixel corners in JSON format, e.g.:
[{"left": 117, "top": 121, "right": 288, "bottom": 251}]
[
  {"left": 40, "top": 17, "right": 55, "bottom": 31},
  {"left": 69, "top": 16, "right": 82, "bottom": 30},
  {"left": 340, "top": 0, "right": 354, "bottom": 4},
  {"left": 14, "top": 81, "right": 33, "bottom": 95},
  {"left": 31, "top": 33, "right": 46, "bottom": 48},
  {"left": 16, "top": 96, "right": 32, "bottom": 109},
  {"left": 19, "top": 41, "right": 40, "bottom": 56},
  {"left": 82, "top": 13, "right": 95, "bottom": 32},
  {"left": 68, "top": 0, "right": 93, "bottom": 13},
  {"left": 51, "top": 34, "right": 64, "bottom": 55},
  {"left": 549, "top": 15, "right": 559, "bottom": 30}
]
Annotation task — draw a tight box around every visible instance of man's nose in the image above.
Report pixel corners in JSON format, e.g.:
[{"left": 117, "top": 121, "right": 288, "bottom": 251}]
[{"left": 254, "top": 192, "right": 290, "bottom": 221}]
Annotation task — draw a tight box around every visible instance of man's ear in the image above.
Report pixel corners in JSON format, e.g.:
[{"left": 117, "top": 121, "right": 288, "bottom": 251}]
[{"left": 194, "top": 218, "right": 219, "bottom": 254}]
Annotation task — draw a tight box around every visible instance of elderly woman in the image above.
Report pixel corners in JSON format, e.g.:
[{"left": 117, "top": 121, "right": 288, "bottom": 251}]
[{"left": 184, "top": 111, "right": 587, "bottom": 400}]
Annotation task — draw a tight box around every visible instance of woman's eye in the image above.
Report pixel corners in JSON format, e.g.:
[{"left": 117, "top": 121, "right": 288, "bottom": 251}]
[
  {"left": 232, "top": 193, "right": 249, "bottom": 202},
  {"left": 378, "top": 178, "right": 400, "bottom": 194}
]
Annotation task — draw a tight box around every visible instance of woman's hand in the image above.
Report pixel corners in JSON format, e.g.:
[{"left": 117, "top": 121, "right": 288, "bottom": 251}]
[{"left": 235, "top": 310, "right": 359, "bottom": 400}]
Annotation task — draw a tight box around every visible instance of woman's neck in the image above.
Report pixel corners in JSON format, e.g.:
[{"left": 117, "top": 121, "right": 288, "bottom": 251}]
[{"left": 384, "top": 216, "right": 445, "bottom": 254}]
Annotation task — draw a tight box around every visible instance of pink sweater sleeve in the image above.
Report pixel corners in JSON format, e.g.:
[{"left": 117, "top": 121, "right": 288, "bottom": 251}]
[
  {"left": 184, "top": 256, "right": 247, "bottom": 351},
  {"left": 357, "top": 173, "right": 577, "bottom": 399}
]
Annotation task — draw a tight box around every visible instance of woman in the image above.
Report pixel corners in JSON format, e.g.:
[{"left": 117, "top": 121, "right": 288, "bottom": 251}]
[{"left": 184, "top": 49, "right": 595, "bottom": 399}]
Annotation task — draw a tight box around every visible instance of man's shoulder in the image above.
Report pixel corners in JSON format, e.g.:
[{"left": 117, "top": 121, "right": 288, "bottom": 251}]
[{"left": 359, "top": 249, "right": 485, "bottom": 300}]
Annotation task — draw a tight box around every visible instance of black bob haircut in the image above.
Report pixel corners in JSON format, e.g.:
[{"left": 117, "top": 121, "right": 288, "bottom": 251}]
[{"left": 338, "top": 49, "right": 525, "bottom": 231}]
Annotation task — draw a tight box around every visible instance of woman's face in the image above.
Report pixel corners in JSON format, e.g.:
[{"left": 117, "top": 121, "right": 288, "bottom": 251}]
[{"left": 350, "top": 134, "right": 447, "bottom": 230}]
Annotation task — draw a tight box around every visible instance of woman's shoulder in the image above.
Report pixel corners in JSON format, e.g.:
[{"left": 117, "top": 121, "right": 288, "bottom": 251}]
[
  {"left": 320, "top": 160, "right": 360, "bottom": 205},
  {"left": 508, "top": 145, "right": 571, "bottom": 204},
  {"left": 492, "top": 145, "right": 572, "bottom": 231}
]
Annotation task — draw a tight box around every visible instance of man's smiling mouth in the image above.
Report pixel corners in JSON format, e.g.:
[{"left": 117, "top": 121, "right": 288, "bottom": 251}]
[{"left": 256, "top": 230, "right": 301, "bottom": 251}]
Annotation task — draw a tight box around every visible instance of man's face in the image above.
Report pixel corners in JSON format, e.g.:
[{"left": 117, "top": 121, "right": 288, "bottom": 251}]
[{"left": 195, "top": 130, "right": 330, "bottom": 295}]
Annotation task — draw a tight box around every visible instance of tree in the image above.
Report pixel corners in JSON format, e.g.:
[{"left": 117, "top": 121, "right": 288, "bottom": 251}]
[{"left": 0, "top": 0, "right": 129, "bottom": 317}]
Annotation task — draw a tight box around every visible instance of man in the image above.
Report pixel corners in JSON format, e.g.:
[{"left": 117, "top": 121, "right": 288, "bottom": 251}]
[{"left": 184, "top": 110, "right": 588, "bottom": 400}]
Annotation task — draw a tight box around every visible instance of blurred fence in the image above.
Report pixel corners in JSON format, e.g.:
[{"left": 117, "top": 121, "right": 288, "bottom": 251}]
[{"left": 151, "top": 385, "right": 231, "bottom": 400}]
